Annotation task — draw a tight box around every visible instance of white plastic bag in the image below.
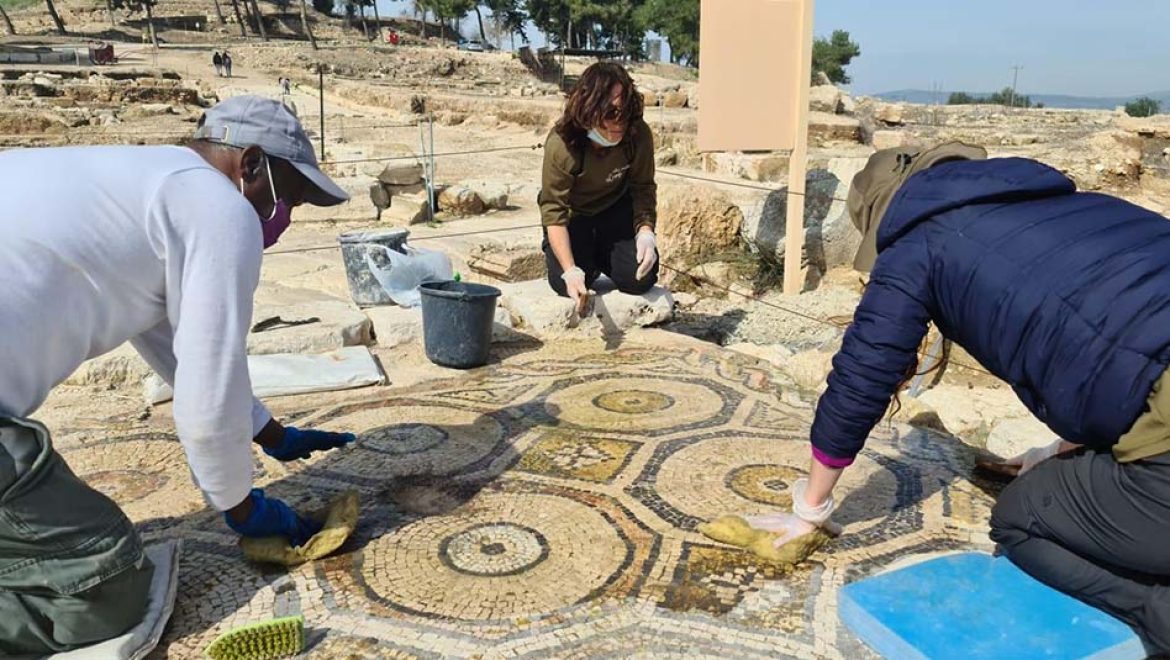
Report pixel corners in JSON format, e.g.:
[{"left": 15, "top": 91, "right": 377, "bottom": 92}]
[{"left": 363, "top": 243, "right": 453, "bottom": 307}]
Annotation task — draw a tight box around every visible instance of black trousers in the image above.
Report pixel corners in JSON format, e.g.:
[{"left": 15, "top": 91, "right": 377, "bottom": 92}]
[
  {"left": 543, "top": 195, "right": 659, "bottom": 297},
  {"left": 990, "top": 447, "right": 1170, "bottom": 654}
]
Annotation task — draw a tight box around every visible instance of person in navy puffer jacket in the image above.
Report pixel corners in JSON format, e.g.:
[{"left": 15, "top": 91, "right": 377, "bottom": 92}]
[{"left": 771, "top": 143, "right": 1170, "bottom": 652}]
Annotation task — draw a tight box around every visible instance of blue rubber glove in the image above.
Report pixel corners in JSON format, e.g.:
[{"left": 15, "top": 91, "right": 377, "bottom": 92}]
[
  {"left": 224, "top": 489, "right": 322, "bottom": 547},
  {"left": 264, "top": 426, "right": 356, "bottom": 461}
]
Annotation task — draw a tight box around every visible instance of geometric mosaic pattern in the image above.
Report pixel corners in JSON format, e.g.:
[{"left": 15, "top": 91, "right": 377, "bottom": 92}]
[{"left": 51, "top": 338, "right": 1001, "bottom": 658}]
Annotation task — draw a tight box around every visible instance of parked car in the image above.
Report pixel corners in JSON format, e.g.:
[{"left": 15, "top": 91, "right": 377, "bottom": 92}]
[{"left": 458, "top": 40, "right": 486, "bottom": 52}]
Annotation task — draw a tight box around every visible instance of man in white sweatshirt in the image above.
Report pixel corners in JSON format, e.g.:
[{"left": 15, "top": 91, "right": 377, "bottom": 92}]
[{"left": 0, "top": 95, "right": 359, "bottom": 654}]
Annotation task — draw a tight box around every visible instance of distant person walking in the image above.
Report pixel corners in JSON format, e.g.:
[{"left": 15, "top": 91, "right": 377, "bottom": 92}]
[
  {"left": 212, "top": 51, "right": 223, "bottom": 77},
  {"left": 223, "top": 52, "right": 233, "bottom": 78}
]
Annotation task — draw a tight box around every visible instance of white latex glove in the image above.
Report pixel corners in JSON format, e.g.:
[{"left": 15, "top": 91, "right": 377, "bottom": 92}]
[
  {"left": 561, "top": 265, "right": 589, "bottom": 305},
  {"left": 1006, "top": 438, "right": 1065, "bottom": 475},
  {"left": 744, "top": 478, "right": 842, "bottom": 548},
  {"left": 635, "top": 228, "right": 658, "bottom": 280}
]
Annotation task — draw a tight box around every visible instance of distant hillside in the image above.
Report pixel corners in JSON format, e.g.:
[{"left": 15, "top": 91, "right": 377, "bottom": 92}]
[{"left": 873, "top": 89, "right": 1170, "bottom": 111}]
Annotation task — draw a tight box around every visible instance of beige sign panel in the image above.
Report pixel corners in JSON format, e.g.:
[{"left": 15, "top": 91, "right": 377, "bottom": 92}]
[{"left": 697, "top": 0, "right": 810, "bottom": 152}]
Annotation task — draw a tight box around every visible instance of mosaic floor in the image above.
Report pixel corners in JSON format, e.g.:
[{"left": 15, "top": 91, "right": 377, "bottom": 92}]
[{"left": 53, "top": 337, "right": 1002, "bottom": 658}]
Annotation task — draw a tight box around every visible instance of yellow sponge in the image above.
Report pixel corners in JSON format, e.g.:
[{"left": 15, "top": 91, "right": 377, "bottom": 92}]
[
  {"left": 240, "top": 490, "right": 359, "bottom": 566},
  {"left": 698, "top": 515, "right": 832, "bottom": 566}
]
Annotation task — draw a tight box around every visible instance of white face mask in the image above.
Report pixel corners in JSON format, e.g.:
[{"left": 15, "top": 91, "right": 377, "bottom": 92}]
[
  {"left": 238, "top": 156, "right": 280, "bottom": 221},
  {"left": 587, "top": 127, "right": 621, "bottom": 148}
]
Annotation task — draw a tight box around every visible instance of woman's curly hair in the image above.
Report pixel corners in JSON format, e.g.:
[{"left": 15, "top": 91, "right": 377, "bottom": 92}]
[{"left": 555, "top": 61, "right": 644, "bottom": 153}]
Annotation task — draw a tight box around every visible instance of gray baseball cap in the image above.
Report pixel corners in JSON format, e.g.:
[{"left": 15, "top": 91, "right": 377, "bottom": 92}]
[{"left": 194, "top": 94, "right": 349, "bottom": 207}]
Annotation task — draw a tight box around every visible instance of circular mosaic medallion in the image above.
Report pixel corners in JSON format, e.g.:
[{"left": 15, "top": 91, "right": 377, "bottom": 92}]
[
  {"left": 313, "top": 402, "right": 506, "bottom": 480},
  {"left": 726, "top": 464, "right": 806, "bottom": 508},
  {"left": 62, "top": 435, "right": 201, "bottom": 520},
  {"left": 592, "top": 390, "right": 675, "bottom": 414},
  {"left": 440, "top": 523, "right": 549, "bottom": 577},
  {"left": 638, "top": 435, "right": 903, "bottom": 535},
  {"left": 544, "top": 377, "right": 732, "bottom": 434},
  {"left": 85, "top": 469, "right": 169, "bottom": 504},
  {"left": 357, "top": 490, "right": 632, "bottom": 621},
  {"left": 361, "top": 423, "right": 448, "bottom": 456}
]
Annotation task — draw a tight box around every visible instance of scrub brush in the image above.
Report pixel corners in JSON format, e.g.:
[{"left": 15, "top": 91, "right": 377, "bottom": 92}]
[{"left": 204, "top": 615, "right": 305, "bottom": 660}]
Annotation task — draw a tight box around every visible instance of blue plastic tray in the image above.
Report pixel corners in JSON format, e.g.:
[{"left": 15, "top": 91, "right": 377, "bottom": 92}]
[{"left": 839, "top": 552, "right": 1144, "bottom": 659}]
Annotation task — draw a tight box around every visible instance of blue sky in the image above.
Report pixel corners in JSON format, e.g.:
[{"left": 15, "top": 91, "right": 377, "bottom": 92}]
[
  {"left": 816, "top": 0, "right": 1170, "bottom": 96},
  {"left": 373, "top": 0, "right": 1170, "bottom": 97}
]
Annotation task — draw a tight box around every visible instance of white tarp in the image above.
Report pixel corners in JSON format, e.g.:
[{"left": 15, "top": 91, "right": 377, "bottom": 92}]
[{"left": 145, "top": 346, "right": 386, "bottom": 405}]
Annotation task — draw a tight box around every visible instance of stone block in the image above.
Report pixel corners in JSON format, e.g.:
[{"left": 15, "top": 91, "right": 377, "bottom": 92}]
[
  {"left": 874, "top": 102, "right": 906, "bottom": 126},
  {"left": 66, "top": 293, "right": 373, "bottom": 390},
  {"left": 384, "top": 191, "right": 431, "bottom": 225},
  {"left": 249, "top": 298, "right": 373, "bottom": 355},
  {"left": 460, "top": 181, "right": 509, "bottom": 210},
  {"left": 737, "top": 155, "right": 869, "bottom": 273},
  {"left": 438, "top": 185, "right": 485, "bottom": 216},
  {"left": 468, "top": 244, "right": 546, "bottom": 282},
  {"left": 499, "top": 279, "right": 674, "bottom": 338},
  {"left": 377, "top": 162, "right": 424, "bottom": 186},
  {"left": 871, "top": 129, "right": 910, "bottom": 151},
  {"left": 809, "top": 112, "right": 863, "bottom": 145},
  {"left": 364, "top": 304, "right": 423, "bottom": 348},
  {"left": 809, "top": 84, "right": 842, "bottom": 114},
  {"left": 702, "top": 152, "right": 789, "bottom": 183},
  {"left": 662, "top": 91, "right": 688, "bottom": 108}
]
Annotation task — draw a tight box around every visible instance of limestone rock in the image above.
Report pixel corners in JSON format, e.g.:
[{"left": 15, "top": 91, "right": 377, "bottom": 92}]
[
  {"left": 916, "top": 385, "right": 1032, "bottom": 440},
  {"left": 656, "top": 185, "right": 744, "bottom": 285},
  {"left": 809, "top": 85, "right": 842, "bottom": 114},
  {"left": 871, "top": 129, "right": 910, "bottom": 150},
  {"left": 687, "top": 85, "right": 700, "bottom": 111},
  {"left": 364, "top": 305, "right": 422, "bottom": 348},
  {"left": 889, "top": 397, "right": 949, "bottom": 435},
  {"left": 384, "top": 191, "right": 430, "bottom": 225},
  {"left": 782, "top": 350, "right": 835, "bottom": 393},
  {"left": 672, "top": 291, "right": 699, "bottom": 309},
  {"left": 874, "top": 102, "right": 906, "bottom": 126},
  {"left": 986, "top": 416, "right": 1060, "bottom": 460},
  {"left": 491, "top": 307, "right": 530, "bottom": 344},
  {"left": 670, "top": 261, "right": 741, "bottom": 296},
  {"left": 460, "top": 181, "right": 509, "bottom": 210},
  {"left": 809, "top": 112, "right": 862, "bottom": 145},
  {"left": 642, "top": 90, "right": 659, "bottom": 107},
  {"left": 662, "top": 91, "right": 688, "bottom": 108},
  {"left": 438, "top": 186, "right": 485, "bottom": 216},
  {"left": 249, "top": 298, "right": 373, "bottom": 355},
  {"left": 702, "top": 152, "right": 788, "bottom": 183},
  {"left": 468, "top": 244, "right": 545, "bottom": 282},
  {"left": 738, "top": 156, "right": 869, "bottom": 274},
  {"left": 377, "top": 162, "right": 424, "bottom": 186},
  {"left": 655, "top": 147, "right": 679, "bottom": 167},
  {"left": 498, "top": 279, "right": 673, "bottom": 338},
  {"left": 839, "top": 91, "right": 856, "bottom": 115}
]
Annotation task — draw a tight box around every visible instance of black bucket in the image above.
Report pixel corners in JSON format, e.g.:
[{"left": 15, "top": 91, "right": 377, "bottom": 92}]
[
  {"left": 338, "top": 229, "right": 410, "bottom": 307},
  {"left": 419, "top": 281, "right": 502, "bottom": 369}
]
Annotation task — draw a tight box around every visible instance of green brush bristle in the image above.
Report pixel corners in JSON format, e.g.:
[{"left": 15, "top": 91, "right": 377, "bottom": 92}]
[{"left": 205, "top": 615, "right": 305, "bottom": 660}]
